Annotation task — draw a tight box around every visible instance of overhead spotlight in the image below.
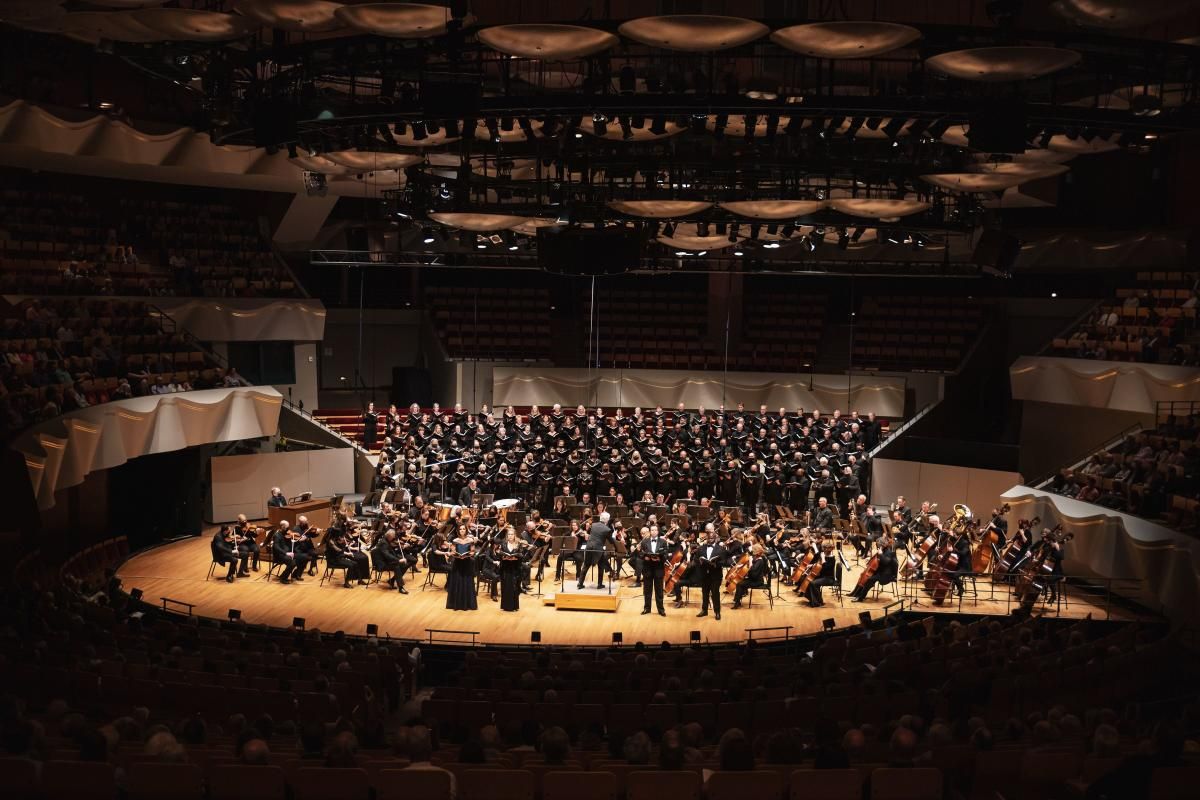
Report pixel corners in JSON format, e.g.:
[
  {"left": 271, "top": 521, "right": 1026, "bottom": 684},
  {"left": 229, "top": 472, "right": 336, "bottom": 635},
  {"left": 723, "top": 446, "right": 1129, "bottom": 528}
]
[
  {"left": 697, "top": 222, "right": 710, "bottom": 237},
  {"left": 884, "top": 230, "right": 902, "bottom": 244},
  {"left": 286, "top": 142, "right": 298, "bottom": 158},
  {"left": 713, "top": 113, "right": 728, "bottom": 138},
  {"left": 618, "top": 115, "right": 633, "bottom": 140},
  {"left": 1131, "top": 94, "right": 1162, "bottom": 117},
  {"left": 662, "top": 222, "right": 676, "bottom": 237},
  {"left": 749, "top": 223, "right": 761, "bottom": 240},
  {"left": 743, "top": 114, "right": 758, "bottom": 141},
  {"left": 518, "top": 117, "right": 535, "bottom": 140},
  {"left": 485, "top": 117, "right": 500, "bottom": 141},
  {"left": 411, "top": 121, "right": 428, "bottom": 141},
  {"left": 882, "top": 117, "right": 906, "bottom": 141},
  {"left": 715, "top": 222, "right": 727, "bottom": 236},
  {"left": 504, "top": 232, "right": 519, "bottom": 251},
  {"left": 732, "top": 247, "right": 745, "bottom": 256},
  {"left": 763, "top": 241, "right": 781, "bottom": 249},
  {"left": 476, "top": 234, "right": 488, "bottom": 249},
  {"left": 421, "top": 227, "right": 436, "bottom": 244},
  {"left": 845, "top": 118, "right": 865, "bottom": 139},
  {"left": 427, "top": 120, "right": 441, "bottom": 135},
  {"left": 837, "top": 228, "right": 850, "bottom": 249},
  {"left": 785, "top": 116, "right": 803, "bottom": 136},
  {"left": 445, "top": 118, "right": 461, "bottom": 137},
  {"left": 780, "top": 224, "right": 795, "bottom": 239},
  {"left": 865, "top": 117, "right": 883, "bottom": 130},
  {"left": 729, "top": 223, "right": 740, "bottom": 241},
  {"left": 825, "top": 116, "right": 845, "bottom": 135},
  {"left": 674, "top": 249, "right": 689, "bottom": 256},
  {"left": 851, "top": 227, "right": 866, "bottom": 242},
  {"left": 649, "top": 116, "right": 667, "bottom": 135},
  {"left": 766, "top": 223, "right": 778, "bottom": 236},
  {"left": 592, "top": 112, "right": 608, "bottom": 137},
  {"left": 619, "top": 64, "right": 637, "bottom": 94},
  {"left": 696, "top": 250, "right": 708, "bottom": 256},
  {"left": 393, "top": 121, "right": 408, "bottom": 137}
]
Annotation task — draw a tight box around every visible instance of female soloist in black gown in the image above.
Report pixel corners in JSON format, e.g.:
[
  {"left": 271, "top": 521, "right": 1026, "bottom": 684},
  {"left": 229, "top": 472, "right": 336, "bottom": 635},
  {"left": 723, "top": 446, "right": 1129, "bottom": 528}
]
[
  {"left": 498, "top": 529, "right": 530, "bottom": 612},
  {"left": 446, "top": 532, "right": 478, "bottom": 611}
]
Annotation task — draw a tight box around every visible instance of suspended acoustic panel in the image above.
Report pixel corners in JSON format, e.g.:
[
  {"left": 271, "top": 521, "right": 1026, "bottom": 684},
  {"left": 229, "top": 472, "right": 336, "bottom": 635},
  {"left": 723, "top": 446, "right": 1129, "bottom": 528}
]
[
  {"left": 82, "top": 0, "right": 165, "bottom": 7},
  {"left": 290, "top": 155, "right": 356, "bottom": 176},
  {"left": 1046, "top": 133, "right": 1120, "bottom": 154},
  {"left": 334, "top": 3, "right": 469, "bottom": 38},
  {"left": 771, "top": 21, "right": 920, "bottom": 58},
  {"left": 721, "top": 200, "right": 827, "bottom": 219},
  {"left": 511, "top": 218, "right": 560, "bottom": 237},
  {"left": 477, "top": 24, "right": 618, "bottom": 59},
  {"left": 583, "top": 118, "right": 686, "bottom": 141},
  {"left": 0, "top": 1, "right": 64, "bottom": 26},
  {"left": 28, "top": 10, "right": 162, "bottom": 43},
  {"left": 322, "top": 151, "right": 423, "bottom": 170},
  {"left": 132, "top": 8, "right": 259, "bottom": 41},
  {"left": 973, "top": 149, "right": 1074, "bottom": 164},
  {"left": 233, "top": 1, "right": 345, "bottom": 33},
  {"left": 705, "top": 114, "right": 797, "bottom": 139},
  {"left": 470, "top": 158, "right": 545, "bottom": 181},
  {"left": 921, "top": 165, "right": 1067, "bottom": 192},
  {"left": 429, "top": 212, "right": 529, "bottom": 232},
  {"left": 926, "top": 46, "right": 1081, "bottom": 81},
  {"left": 1050, "top": 0, "right": 1195, "bottom": 28},
  {"left": 658, "top": 224, "right": 741, "bottom": 251},
  {"left": 618, "top": 15, "right": 768, "bottom": 52},
  {"left": 829, "top": 198, "right": 931, "bottom": 218},
  {"left": 608, "top": 200, "right": 713, "bottom": 218},
  {"left": 474, "top": 119, "right": 544, "bottom": 142}
]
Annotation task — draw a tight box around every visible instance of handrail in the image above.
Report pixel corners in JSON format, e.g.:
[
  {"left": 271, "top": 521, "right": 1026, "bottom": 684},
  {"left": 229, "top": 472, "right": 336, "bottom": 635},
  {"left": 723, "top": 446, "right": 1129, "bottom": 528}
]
[
  {"left": 160, "top": 597, "right": 195, "bottom": 616},
  {"left": 1037, "top": 298, "right": 1104, "bottom": 356},
  {"left": 426, "top": 628, "right": 481, "bottom": 646},
  {"left": 745, "top": 625, "right": 791, "bottom": 642},
  {"left": 281, "top": 397, "right": 367, "bottom": 453},
  {"left": 1155, "top": 400, "right": 1200, "bottom": 424},
  {"left": 1030, "top": 420, "right": 1144, "bottom": 488},
  {"left": 868, "top": 403, "right": 934, "bottom": 459}
]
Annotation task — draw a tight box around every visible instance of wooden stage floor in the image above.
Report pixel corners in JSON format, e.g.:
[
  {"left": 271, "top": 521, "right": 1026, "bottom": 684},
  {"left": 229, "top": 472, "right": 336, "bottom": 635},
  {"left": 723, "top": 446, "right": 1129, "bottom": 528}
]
[{"left": 117, "top": 536, "right": 1135, "bottom": 647}]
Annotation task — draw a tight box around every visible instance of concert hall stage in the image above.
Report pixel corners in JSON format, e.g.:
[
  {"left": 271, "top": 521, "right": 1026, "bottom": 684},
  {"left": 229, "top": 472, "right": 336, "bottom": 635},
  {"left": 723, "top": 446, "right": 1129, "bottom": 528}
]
[{"left": 116, "top": 534, "right": 1134, "bottom": 647}]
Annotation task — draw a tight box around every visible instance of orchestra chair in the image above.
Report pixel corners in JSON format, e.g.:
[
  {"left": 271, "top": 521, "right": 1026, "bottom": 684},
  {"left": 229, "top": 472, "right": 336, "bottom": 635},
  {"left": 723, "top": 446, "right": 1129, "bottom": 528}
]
[
  {"left": 461, "top": 768, "right": 535, "bottom": 800},
  {"left": 741, "top": 572, "right": 774, "bottom": 610},
  {"left": 543, "top": 770, "right": 616, "bottom": 800},
  {"left": 292, "top": 766, "right": 370, "bottom": 800},
  {"left": 790, "top": 768, "right": 863, "bottom": 800},
  {"left": 261, "top": 557, "right": 288, "bottom": 583},
  {"left": 206, "top": 553, "right": 223, "bottom": 580},
  {"left": 375, "top": 768, "right": 452, "bottom": 800},
  {"left": 870, "top": 766, "right": 943, "bottom": 800},
  {"left": 626, "top": 770, "right": 701, "bottom": 800},
  {"left": 1148, "top": 765, "right": 1200, "bottom": 800},
  {"left": 830, "top": 561, "right": 845, "bottom": 606},
  {"left": 40, "top": 760, "right": 117, "bottom": 800},
  {"left": 707, "top": 769, "right": 781, "bottom": 800},
  {"left": 318, "top": 553, "right": 352, "bottom": 587},
  {"left": 0, "top": 755, "right": 38, "bottom": 800},
  {"left": 871, "top": 574, "right": 898, "bottom": 601},
  {"left": 126, "top": 762, "right": 204, "bottom": 800}
]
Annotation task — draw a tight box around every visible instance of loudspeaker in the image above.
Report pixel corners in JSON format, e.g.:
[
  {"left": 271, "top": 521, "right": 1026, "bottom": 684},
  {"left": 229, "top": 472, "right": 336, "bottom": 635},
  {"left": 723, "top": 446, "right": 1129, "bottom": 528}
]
[
  {"left": 391, "top": 367, "right": 432, "bottom": 408},
  {"left": 538, "top": 226, "right": 644, "bottom": 276},
  {"left": 973, "top": 229, "right": 1021, "bottom": 272}
]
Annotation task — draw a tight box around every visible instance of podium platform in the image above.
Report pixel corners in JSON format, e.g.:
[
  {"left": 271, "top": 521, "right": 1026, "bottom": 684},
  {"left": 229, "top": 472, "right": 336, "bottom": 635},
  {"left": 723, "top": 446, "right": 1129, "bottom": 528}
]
[
  {"left": 267, "top": 497, "right": 332, "bottom": 531},
  {"left": 547, "top": 584, "right": 621, "bottom": 613}
]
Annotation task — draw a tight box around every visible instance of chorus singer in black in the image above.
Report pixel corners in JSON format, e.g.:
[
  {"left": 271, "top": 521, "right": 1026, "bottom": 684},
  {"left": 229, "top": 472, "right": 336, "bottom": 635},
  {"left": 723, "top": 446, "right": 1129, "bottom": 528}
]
[
  {"left": 693, "top": 528, "right": 729, "bottom": 620},
  {"left": 498, "top": 527, "right": 530, "bottom": 612},
  {"left": 362, "top": 402, "right": 379, "bottom": 450},
  {"left": 577, "top": 511, "right": 613, "bottom": 590},
  {"left": 638, "top": 525, "right": 667, "bottom": 616}
]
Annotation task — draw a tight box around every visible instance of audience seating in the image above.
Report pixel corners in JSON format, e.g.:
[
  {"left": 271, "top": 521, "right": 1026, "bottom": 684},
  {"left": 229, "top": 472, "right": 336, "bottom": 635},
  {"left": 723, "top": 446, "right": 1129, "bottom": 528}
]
[
  {"left": 427, "top": 286, "right": 552, "bottom": 360},
  {"left": 734, "top": 289, "right": 825, "bottom": 372},
  {"left": 853, "top": 296, "right": 985, "bottom": 372}
]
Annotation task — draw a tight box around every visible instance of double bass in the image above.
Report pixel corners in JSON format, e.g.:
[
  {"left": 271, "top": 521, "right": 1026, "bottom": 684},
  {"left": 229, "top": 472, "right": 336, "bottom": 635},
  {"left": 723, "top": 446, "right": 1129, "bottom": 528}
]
[
  {"left": 923, "top": 542, "right": 958, "bottom": 605},
  {"left": 995, "top": 516, "right": 1039, "bottom": 577},
  {"left": 902, "top": 531, "right": 939, "bottom": 577},
  {"left": 971, "top": 503, "right": 1010, "bottom": 574}
]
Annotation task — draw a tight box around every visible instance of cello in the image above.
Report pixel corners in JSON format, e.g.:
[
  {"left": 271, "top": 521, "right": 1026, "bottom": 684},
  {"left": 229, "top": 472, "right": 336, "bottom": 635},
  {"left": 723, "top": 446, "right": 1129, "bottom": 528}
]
[
  {"left": 902, "top": 531, "right": 938, "bottom": 577},
  {"left": 856, "top": 550, "right": 881, "bottom": 592},
  {"left": 971, "top": 503, "right": 1010, "bottom": 574},
  {"left": 663, "top": 539, "right": 690, "bottom": 594}
]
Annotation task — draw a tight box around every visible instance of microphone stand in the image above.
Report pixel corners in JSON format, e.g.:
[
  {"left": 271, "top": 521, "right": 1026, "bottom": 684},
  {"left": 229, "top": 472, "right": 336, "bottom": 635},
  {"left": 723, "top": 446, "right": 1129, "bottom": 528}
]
[{"left": 424, "top": 456, "right": 464, "bottom": 504}]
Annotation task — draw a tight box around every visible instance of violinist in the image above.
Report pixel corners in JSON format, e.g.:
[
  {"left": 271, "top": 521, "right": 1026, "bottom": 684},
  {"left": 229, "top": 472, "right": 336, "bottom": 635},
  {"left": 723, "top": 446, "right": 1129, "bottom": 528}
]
[
  {"left": 372, "top": 530, "right": 409, "bottom": 593},
  {"left": 271, "top": 520, "right": 310, "bottom": 583},
  {"left": 556, "top": 519, "right": 586, "bottom": 582},
  {"left": 804, "top": 542, "right": 837, "bottom": 608},
  {"left": 692, "top": 526, "right": 729, "bottom": 620},
  {"left": 211, "top": 525, "right": 248, "bottom": 583},
  {"left": 850, "top": 536, "right": 898, "bottom": 602},
  {"left": 235, "top": 514, "right": 261, "bottom": 572},
  {"left": 294, "top": 514, "right": 320, "bottom": 577},
  {"left": 638, "top": 525, "right": 667, "bottom": 616},
  {"left": 326, "top": 529, "right": 369, "bottom": 588},
  {"left": 731, "top": 544, "right": 770, "bottom": 609}
]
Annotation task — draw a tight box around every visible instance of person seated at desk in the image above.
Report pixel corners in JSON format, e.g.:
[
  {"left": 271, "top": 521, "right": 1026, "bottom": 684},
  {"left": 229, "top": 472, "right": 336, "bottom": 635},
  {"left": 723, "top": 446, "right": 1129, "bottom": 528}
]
[
  {"left": 458, "top": 478, "right": 479, "bottom": 507},
  {"left": 268, "top": 487, "right": 287, "bottom": 508}
]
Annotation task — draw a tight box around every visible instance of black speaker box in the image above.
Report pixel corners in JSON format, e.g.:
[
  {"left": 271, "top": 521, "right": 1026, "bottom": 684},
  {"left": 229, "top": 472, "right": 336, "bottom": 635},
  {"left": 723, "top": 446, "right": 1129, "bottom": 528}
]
[{"left": 538, "top": 226, "right": 644, "bottom": 276}]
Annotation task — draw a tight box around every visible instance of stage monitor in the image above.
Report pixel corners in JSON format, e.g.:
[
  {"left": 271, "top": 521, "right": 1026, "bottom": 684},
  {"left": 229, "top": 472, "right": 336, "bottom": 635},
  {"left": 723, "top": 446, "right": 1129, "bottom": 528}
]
[{"left": 538, "top": 226, "right": 643, "bottom": 276}]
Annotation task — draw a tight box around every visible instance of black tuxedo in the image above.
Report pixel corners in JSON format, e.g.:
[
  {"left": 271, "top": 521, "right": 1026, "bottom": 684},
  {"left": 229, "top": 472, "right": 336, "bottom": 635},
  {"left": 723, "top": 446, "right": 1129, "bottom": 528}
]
[
  {"left": 211, "top": 531, "right": 246, "bottom": 581},
  {"left": 372, "top": 539, "right": 407, "bottom": 590},
  {"left": 692, "top": 542, "right": 729, "bottom": 616},
  {"left": 639, "top": 535, "right": 667, "bottom": 613},
  {"left": 578, "top": 521, "right": 612, "bottom": 589},
  {"left": 271, "top": 529, "right": 310, "bottom": 581}
]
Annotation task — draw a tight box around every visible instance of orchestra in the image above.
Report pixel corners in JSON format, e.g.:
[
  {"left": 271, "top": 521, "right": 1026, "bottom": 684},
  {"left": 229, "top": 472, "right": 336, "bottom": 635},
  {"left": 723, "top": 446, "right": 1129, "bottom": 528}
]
[{"left": 208, "top": 404, "right": 1076, "bottom": 622}]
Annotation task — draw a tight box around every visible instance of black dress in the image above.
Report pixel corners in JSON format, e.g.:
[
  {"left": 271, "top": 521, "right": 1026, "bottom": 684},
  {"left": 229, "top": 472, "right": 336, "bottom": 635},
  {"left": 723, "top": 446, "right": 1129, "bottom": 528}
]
[
  {"left": 498, "top": 543, "right": 526, "bottom": 612},
  {"left": 446, "top": 540, "right": 478, "bottom": 611}
]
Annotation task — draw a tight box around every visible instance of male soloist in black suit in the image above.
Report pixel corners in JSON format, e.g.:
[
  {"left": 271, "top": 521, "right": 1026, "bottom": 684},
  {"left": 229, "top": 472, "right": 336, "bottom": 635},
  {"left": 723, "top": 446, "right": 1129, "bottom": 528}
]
[
  {"left": 578, "top": 512, "right": 613, "bottom": 590},
  {"left": 638, "top": 526, "right": 667, "bottom": 616},
  {"left": 693, "top": 530, "right": 728, "bottom": 620}
]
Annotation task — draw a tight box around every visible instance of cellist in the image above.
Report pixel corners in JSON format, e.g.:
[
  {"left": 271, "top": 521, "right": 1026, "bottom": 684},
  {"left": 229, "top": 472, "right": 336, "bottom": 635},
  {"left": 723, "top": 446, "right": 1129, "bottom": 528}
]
[
  {"left": 850, "top": 536, "right": 898, "bottom": 601},
  {"left": 731, "top": 544, "right": 770, "bottom": 609}
]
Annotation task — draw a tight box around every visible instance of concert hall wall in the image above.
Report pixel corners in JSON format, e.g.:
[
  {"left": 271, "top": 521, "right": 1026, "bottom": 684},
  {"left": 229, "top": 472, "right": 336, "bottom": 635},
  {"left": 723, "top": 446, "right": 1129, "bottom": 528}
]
[
  {"left": 110, "top": 449, "right": 206, "bottom": 551},
  {"left": 870, "top": 458, "right": 1022, "bottom": 517},
  {"left": 209, "top": 448, "right": 355, "bottom": 523},
  {"left": 1017, "top": 401, "right": 1154, "bottom": 481}
]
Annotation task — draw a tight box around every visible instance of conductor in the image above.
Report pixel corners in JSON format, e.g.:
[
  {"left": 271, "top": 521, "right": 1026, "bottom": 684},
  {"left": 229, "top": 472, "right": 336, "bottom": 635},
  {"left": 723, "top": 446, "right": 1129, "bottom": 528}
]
[{"left": 577, "top": 511, "right": 613, "bottom": 590}]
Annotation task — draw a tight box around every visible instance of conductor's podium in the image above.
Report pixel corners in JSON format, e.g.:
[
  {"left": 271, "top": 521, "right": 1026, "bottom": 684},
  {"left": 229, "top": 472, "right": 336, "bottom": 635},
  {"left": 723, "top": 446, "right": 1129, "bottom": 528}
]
[{"left": 546, "top": 584, "right": 621, "bottom": 612}]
